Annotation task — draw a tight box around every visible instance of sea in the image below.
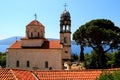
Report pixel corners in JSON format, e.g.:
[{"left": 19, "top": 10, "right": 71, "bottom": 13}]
[{"left": 0, "top": 45, "right": 10, "bottom": 52}]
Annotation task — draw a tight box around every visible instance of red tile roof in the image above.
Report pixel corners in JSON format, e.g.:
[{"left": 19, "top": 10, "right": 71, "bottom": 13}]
[
  {"left": 9, "top": 41, "right": 22, "bottom": 48},
  {"left": 9, "top": 40, "right": 62, "bottom": 49},
  {"left": 12, "top": 69, "right": 36, "bottom": 80},
  {"left": 0, "top": 68, "right": 120, "bottom": 80},
  {"left": 0, "top": 68, "right": 15, "bottom": 80},
  {"left": 0, "top": 69, "right": 37, "bottom": 80},
  {"left": 49, "top": 40, "right": 61, "bottom": 49},
  {"left": 27, "top": 20, "right": 44, "bottom": 27},
  {"left": 34, "top": 70, "right": 102, "bottom": 80}
]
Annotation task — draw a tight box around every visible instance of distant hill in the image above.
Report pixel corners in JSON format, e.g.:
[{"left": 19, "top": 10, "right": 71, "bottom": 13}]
[
  {"left": 0, "top": 36, "right": 22, "bottom": 45},
  {"left": 0, "top": 36, "right": 92, "bottom": 54}
]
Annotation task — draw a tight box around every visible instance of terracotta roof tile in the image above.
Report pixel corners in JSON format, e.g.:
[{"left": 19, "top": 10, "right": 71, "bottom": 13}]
[
  {"left": 12, "top": 69, "right": 36, "bottom": 80},
  {"left": 9, "top": 41, "right": 22, "bottom": 48},
  {"left": 27, "top": 20, "right": 44, "bottom": 27},
  {"left": 0, "top": 68, "right": 120, "bottom": 80},
  {"left": 0, "top": 68, "right": 16, "bottom": 80},
  {"left": 49, "top": 40, "right": 61, "bottom": 48},
  {"left": 9, "top": 40, "right": 62, "bottom": 49},
  {"left": 34, "top": 70, "right": 103, "bottom": 80}
]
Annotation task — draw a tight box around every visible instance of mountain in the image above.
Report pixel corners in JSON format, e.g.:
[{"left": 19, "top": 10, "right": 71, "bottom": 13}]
[
  {"left": 0, "top": 36, "right": 22, "bottom": 45},
  {"left": 0, "top": 36, "right": 92, "bottom": 54}
]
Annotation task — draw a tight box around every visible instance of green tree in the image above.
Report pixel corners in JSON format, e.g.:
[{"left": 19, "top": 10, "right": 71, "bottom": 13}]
[
  {"left": 113, "top": 50, "right": 120, "bottom": 67},
  {"left": 96, "top": 70, "right": 120, "bottom": 80},
  {"left": 78, "top": 45, "right": 84, "bottom": 62},
  {"left": 105, "top": 52, "right": 114, "bottom": 68},
  {"left": 89, "top": 50, "right": 99, "bottom": 69},
  {"left": 113, "top": 71, "right": 120, "bottom": 79},
  {"left": 96, "top": 71, "right": 114, "bottom": 80},
  {"left": 84, "top": 53, "right": 91, "bottom": 69},
  {"left": 73, "top": 19, "right": 120, "bottom": 68},
  {"left": 0, "top": 52, "right": 6, "bottom": 67},
  {"left": 71, "top": 53, "right": 78, "bottom": 62}
]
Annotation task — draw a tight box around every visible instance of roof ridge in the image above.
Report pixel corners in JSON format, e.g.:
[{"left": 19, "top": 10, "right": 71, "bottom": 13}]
[
  {"left": 10, "top": 69, "right": 17, "bottom": 80},
  {"left": 31, "top": 71, "right": 40, "bottom": 80}
]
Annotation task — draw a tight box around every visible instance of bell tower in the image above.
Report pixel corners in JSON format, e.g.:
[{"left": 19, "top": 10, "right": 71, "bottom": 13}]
[
  {"left": 60, "top": 8, "right": 71, "bottom": 46},
  {"left": 60, "top": 4, "right": 71, "bottom": 68}
]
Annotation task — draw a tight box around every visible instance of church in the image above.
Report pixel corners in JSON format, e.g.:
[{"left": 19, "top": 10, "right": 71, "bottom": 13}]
[{"left": 6, "top": 9, "right": 71, "bottom": 70}]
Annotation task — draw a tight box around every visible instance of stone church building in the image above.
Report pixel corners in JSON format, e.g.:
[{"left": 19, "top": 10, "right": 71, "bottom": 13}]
[{"left": 6, "top": 9, "right": 71, "bottom": 70}]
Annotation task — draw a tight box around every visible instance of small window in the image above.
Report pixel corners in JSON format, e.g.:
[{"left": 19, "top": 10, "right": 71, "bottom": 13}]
[
  {"left": 31, "top": 32, "right": 33, "bottom": 38},
  {"left": 49, "top": 67, "right": 52, "bottom": 70},
  {"left": 27, "top": 61, "right": 30, "bottom": 67},
  {"left": 38, "top": 32, "right": 40, "bottom": 37},
  {"left": 65, "top": 51, "right": 68, "bottom": 53},
  {"left": 45, "top": 61, "right": 48, "bottom": 68},
  {"left": 64, "top": 37, "right": 67, "bottom": 43},
  {"left": 16, "top": 60, "right": 19, "bottom": 67}
]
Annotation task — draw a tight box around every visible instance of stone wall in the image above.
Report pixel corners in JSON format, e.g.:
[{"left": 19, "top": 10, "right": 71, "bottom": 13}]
[{"left": 7, "top": 48, "right": 62, "bottom": 70}]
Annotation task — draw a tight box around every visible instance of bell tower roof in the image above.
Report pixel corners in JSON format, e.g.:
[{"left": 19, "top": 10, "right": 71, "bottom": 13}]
[{"left": 61, "top": 10, "right": 70, "bottom": 17}]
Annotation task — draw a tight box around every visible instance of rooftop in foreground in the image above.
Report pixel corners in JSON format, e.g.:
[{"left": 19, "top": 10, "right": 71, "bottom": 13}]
[{"left": 0, "top": 68, "right": 120, "bottom": 80}]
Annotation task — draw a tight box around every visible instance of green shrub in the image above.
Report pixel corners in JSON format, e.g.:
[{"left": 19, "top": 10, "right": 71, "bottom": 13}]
[
  {"left": 113, "top": 71, "right": 120, "bottom": 80},
  {"left": 96, "top": 71, "right": 113, "bottom": 80},
  {"left": 96, "top": 70, "right": 120, "bottom": 80}
]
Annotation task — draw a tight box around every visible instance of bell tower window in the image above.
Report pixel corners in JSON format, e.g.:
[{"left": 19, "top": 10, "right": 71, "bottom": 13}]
[{"left": 64, "top": 37, "right": 67, "bottom": 43}]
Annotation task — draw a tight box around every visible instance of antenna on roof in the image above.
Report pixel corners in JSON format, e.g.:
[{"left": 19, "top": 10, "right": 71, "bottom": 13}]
[
  {"left": 34, "top": 13, "right": 37, "bottom": 20},
  {"left": 64, "top": 3, "right": 67, "bottom": 10}
]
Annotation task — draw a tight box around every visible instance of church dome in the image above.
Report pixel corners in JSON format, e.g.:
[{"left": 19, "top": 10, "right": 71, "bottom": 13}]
[
  {"left": 27, "top": 20, "right": 44, "bottom": 27},
  {"left": 61, "top": 10, "right": 70, "bottom": 17}
]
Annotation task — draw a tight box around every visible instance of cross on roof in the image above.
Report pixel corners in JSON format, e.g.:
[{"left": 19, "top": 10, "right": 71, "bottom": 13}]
[
  {"left": 34, "top": 13, "right": 37, "bottom": 20},
  {"left": 64, "top": 3, "right": 67, "bottom": 10}
]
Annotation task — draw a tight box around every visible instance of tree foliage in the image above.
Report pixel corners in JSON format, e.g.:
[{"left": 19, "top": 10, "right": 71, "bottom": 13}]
[
  {"left": 96, "top": 70, "right": 120, "bottom": 80},
  {"left": 73, "top": 19, "right": 120, "bottom": 68},
  {"left": 112, "top": 50, "right": 120, "bottom": 67},
  {"left": 84, "top": 50, "right": 120, "bottom": 69},
  {"left": 71, "top": 53, "right": 78, "bottom": 62},
  {"left": 0, "top": 52, "right": 6, "bottom": 67}
]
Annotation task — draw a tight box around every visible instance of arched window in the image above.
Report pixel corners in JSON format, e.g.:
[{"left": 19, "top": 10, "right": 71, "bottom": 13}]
[
  {"left": 38, "top": 32, "right": 40, "bottom": 38},
  {"left": 64, "top": 37, "right": 67, "bottom": 43},
  {"left": 63, "top": 26, "right": 65, "bottom": 32},
  {"left": 16, "top": 60, "right": 19, "bottom": 67},
  {"left": 27, "top": 61, "right": 30, "bottom": 67},
  {"left": 45, "top": 61, "right": 48, "bottom": 68},
  {"left": 66, "top": 26, "right": 69, "bottom": 31},
  {"left": 31, "top": 32, "right": 33, "bottom": 38},
  {"left": 41, "top": 31, "right": 43, "bottom": 38}
]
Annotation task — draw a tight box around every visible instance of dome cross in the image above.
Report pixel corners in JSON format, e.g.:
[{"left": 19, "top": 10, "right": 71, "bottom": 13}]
[
  {"left": 34, "top": 13, "right": 37, "bottom": 20},
  {"left": 64, "top": 3, "right": 67, "bottom": 10}
]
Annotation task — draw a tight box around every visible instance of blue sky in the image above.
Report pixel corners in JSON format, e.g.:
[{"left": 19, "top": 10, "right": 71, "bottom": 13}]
[{"left": 0, "top": 0, "right": 120, "bottom": 40}]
